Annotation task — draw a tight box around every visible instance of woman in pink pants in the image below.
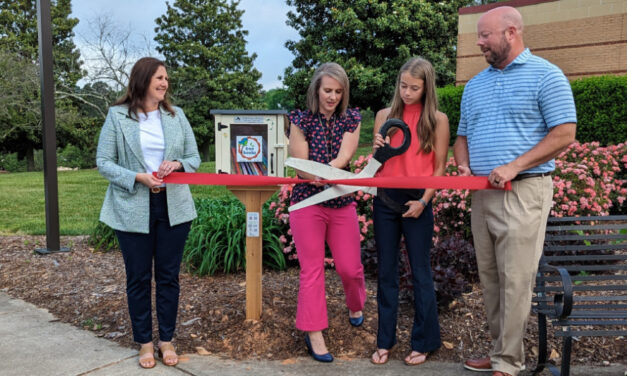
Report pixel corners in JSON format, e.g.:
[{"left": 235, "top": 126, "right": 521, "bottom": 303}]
[{"left": 287, "top": 62, "right": 367, "bottom": 362}]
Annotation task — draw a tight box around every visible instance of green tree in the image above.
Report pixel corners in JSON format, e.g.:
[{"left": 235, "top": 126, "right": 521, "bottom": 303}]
[
  {"left": 283, "top": 0, "right": 476, "bottom": 112},
  {"left": 0, "top": 0, "right": 86, "bottom": 170},
  {"left": 0, "top": 0, "right": 83, "bottom": 87},
  {"left": 155, "top": 0, "right": 263, "bottom": 153},
  {"left": 0, "top": 49, "right": 87, "bottom": 170},
  {"left": 263, "top": 88, "right": 295, "bottom": 111}
]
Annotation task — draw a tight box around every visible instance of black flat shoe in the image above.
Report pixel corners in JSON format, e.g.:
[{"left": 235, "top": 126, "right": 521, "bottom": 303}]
[{"left": 304, "top": 334, "right": 333, "bottom": 363}]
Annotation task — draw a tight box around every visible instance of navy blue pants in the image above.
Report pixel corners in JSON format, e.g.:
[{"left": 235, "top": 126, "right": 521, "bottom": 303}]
[
  {"left": 373, "top": 189, "right": 441, "bottom": 352},
  {"left": 115, "top": 192, "right": 191, "bottom": 343}
]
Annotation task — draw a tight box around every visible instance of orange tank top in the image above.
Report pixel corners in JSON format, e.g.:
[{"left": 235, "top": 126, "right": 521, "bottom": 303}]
[{"left": 378, "top": 102, "right": 435, "bottom": 177}]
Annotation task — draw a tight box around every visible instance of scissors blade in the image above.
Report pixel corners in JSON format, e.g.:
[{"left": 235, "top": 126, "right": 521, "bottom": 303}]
[
  {"left": 355, "top": 158, "right": 383, "bottom": 178},
  {"left": 285, "top": 157, "right": 356, "bottom": 180},
  {"left": 288, "top": 184, "right": 360, "bottom": 212}
]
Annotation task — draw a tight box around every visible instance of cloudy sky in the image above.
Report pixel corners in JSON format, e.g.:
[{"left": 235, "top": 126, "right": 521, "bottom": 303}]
[{"left": 71, "top": 0, "right": 299, "bottom": 90}]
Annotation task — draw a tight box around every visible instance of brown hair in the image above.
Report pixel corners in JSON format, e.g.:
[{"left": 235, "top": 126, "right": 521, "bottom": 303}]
[
  {"left": 114, "top": 57, "right": 175, "bottom": 118},
  {"left": 388, "top": 57, "right": 439, "bottom": 153},
  {"left": 306, "top": 62, "right": 350, "bottom": 117}
]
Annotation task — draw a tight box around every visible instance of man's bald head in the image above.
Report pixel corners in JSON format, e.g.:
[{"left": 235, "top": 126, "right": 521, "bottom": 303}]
[
  {"left": 480, "top": 6, "right": 524, "bottom": 33},
  {"left": 476, "top": 6, "right": 525, "bottom": 69}
]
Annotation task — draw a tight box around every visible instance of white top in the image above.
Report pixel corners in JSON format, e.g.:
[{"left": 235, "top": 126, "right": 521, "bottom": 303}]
[{"left": 138, "top": 110, "right": 165, "bottom": 178}]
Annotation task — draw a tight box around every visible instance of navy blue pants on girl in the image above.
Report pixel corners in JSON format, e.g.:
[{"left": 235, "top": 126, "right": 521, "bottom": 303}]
[{"left": 373, "top": 188, "right": 441, "bottom": 353}]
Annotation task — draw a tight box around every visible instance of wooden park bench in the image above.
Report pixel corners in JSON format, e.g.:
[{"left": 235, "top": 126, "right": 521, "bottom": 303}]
[{"left": 532, "top": 215, "right": 627, "bottom": 376}]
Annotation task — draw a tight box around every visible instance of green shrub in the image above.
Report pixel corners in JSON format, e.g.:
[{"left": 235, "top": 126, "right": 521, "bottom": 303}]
[
  {"left": 89, "top": 221, "right": 119, "bottom": 252},
  {"left": 183, "top": 196, "right": 286, "bottom": 275},
  {"left": 0, "top": 153, "right": 26, "bottom": 172},
  {"left": 436, "top": 75, "right": 627, "bottom": 146},
  {"left": 436, "top": 84, "right": 464, "bottom": 146},
  {"left": 58, "top": 144, "right": 96, "bottom": 169},
  {"left": 570, "top": 75, "right": 626, "bottom": 145},
  {"left": 0, "top": 150, "right": 44, "bottom": 172},
  {"left": 359, "top": 108, "right": 375, "bottom": 146}
]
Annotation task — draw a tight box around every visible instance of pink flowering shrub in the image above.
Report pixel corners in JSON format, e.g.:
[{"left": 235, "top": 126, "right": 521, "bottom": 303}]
[
  {"left": 269, "top": 141, "right": 626, "bottom": 264},
  {"left": 430, "top": 142, "right": 626, "bottom": 241},
  {"left": 431, "top": 159, "right": 472, "bottom": 244},
  {"left": 269, "top": 184, "right": 297, "bottom": 261},
  {"left": 551, "top": 142, "right": 626, "bottom": 217},
  {"left": 353, "top": 154, "right": 376, "bottom": 249}
]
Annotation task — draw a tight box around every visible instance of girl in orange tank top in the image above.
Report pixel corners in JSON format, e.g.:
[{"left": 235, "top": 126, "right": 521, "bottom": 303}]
[{"left": 370, "top": 57, "right": 450, "bottom": 366}]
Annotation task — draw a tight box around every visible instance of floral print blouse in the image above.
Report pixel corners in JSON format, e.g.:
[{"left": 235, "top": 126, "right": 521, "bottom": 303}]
[{"left": 287, "top": 108, "right": 361, "bottom": 208}]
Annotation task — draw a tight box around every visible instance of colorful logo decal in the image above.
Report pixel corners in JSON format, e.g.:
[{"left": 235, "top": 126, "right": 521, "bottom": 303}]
[{"left": 236, "top": 136, "right": 263, "bottom": 162}]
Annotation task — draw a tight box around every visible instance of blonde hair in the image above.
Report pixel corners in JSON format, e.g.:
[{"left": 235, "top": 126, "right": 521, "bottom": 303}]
[
  {"left": 388, "top": 57, "right": 438, "bottom": 153},
  {"left": 306, "top": 62, "right": 350, "bottom": 116}
]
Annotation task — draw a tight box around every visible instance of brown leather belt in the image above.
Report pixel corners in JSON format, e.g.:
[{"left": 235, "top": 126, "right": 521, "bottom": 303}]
[
  {"left": 512, "top": 172, "right": 551, "bottom": 181},
  {"left": 150, "top": 187, "right": 166, "bottom": 193}
]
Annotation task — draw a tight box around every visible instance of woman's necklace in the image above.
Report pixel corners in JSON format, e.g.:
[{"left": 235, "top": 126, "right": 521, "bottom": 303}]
[{"left": 318, "top": 113, "right": 335, "bottom": 163}]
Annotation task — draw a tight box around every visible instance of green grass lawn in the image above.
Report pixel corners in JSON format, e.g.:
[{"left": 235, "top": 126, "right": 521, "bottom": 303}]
[{"left": 0, "top": 162, "right": 231, "bottom": 235}]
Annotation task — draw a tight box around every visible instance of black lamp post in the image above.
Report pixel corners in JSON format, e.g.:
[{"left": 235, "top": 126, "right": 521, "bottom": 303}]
[{"left": 35, "top": 0, "right": 69, "bottom": 254}]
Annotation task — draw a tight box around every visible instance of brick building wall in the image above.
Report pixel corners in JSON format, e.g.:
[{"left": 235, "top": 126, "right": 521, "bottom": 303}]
[{"left": 456, "top": 0, "right": 626, "bottom": 84}]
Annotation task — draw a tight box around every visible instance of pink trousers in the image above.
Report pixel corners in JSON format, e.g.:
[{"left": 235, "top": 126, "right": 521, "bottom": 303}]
[{"left": 290, "top": 202, "right": 366, "bottom": 331}]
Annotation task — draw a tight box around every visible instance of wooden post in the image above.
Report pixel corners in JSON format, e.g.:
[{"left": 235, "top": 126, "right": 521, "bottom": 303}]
[{"left": 227, "top": 186, "right": 278, "bottom": 320}]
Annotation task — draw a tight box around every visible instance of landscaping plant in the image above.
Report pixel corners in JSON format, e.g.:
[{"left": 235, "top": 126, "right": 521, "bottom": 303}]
[
  {"left": 183, "top": 197, "right": 286, "bottom": 275},
  {"left": 89, "top": 221, "right": 118, "bottom": 252}
]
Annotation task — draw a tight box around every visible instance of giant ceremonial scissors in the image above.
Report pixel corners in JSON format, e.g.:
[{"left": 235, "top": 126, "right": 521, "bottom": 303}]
[{"left": 286, "top": 118, "right": 411, "bottom": 212}]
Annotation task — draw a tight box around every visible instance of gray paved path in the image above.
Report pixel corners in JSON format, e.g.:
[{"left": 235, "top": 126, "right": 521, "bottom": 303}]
[{"left": 0, "top": 292, "right": 623, "bottom": 376}]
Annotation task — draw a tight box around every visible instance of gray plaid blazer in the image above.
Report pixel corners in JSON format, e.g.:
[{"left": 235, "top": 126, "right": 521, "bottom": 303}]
[{"left": 96, "top": 105, "right": 200, "bottom": 233}]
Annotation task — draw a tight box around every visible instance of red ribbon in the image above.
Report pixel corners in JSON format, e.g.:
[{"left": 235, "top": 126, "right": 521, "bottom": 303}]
[{"left": 161, "top": 172, "right": 511, "bottom": 191}]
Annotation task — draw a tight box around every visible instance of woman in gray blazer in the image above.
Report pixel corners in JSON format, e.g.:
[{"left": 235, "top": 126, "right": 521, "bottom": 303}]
[{"left": 96, "top": 57, "right": 200, "bottom": 369}]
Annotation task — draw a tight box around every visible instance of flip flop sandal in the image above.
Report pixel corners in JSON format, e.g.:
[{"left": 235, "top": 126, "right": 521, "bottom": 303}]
[
  {"left": 404, "top": 351, "right": 427, "bottom": 366},
  {"left": 371, "top": 349, "right": 390, "bottom": 365}
]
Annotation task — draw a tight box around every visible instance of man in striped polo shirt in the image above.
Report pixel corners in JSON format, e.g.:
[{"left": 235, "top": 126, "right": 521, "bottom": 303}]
[{"left": 453, "top": 6, "right": 576, "bottom": 376}]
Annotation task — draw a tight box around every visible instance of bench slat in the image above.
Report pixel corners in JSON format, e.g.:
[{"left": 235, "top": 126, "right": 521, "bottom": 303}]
[
  {"left": 546, "top": 234, "right": 627, "bottom": 241},
  {"left": 535, "top": 305, "right": 627, "bottom": 313},
  {"left": 540, "top": 285, "right": 627, "bottom": 292},
  {"left": 543, "top": 244, "right": 626, "bottom": 252},
  {"left": 541, "top": 255, "right": 626, "bottom": 263},
  {"left": 547, "top": 215, "right": 627, "bottom": 223},
  {"left": 537, "top": 275, "right": 627, "bottom": 282},
  {"left": 546, "top": 223, "right": 627, "bottom": 231},
  {"left": 554, "top": 323, "right": 627, "bottom": 328},
  {"left": 542, "top": 265, "right": 624, "bottom": 272},
  {"left": 554, "top": 330, "right": 627, "bottom": 337},
  {"left": 564, "top": 311, "right": 627, "bottom": 318}
]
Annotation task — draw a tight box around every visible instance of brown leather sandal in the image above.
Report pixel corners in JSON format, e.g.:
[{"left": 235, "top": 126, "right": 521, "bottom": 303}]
[
  {"left": 138, "top": 343, "right": 156, "bottom": 369},
  {"left": 371, "top": 348, "right": 390, "bottom": 365},
  {"left": 158, "top": 342, "right": 178, "bottom": 366},
  {"left": 404, "top": 351, "right": 427, "bottom": 366}
]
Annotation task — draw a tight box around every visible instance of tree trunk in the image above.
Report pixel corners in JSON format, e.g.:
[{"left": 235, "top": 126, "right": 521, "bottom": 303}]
[
  {"left": 200, "top": 141, "right": 212, "bottom": 162},
  {"left": 26, "top": 147, "right": 35, "bottom": 171}
]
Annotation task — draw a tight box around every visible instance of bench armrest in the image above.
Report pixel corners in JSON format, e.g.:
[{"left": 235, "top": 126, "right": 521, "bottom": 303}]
[{"left": 539, "top": 263, "right": 574, "bottom": 319}]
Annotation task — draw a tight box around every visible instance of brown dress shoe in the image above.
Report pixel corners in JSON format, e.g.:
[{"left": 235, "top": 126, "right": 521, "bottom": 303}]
[
  {"left": 464, "top": 357, "right": 492, "bottom": 372},
  {"left": 492, "top": 372, "right": 512, "bottom": 376}
]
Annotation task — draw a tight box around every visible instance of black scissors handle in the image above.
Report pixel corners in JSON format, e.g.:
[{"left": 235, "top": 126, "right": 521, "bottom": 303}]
[{"left": 372, "top": 118, "right": 411, "bottom": 163}]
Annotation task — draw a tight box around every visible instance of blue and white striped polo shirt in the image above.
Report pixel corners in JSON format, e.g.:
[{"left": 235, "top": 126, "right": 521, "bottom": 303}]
[{"left": 457, "top": 48, "right": 577, "bottom": 176}]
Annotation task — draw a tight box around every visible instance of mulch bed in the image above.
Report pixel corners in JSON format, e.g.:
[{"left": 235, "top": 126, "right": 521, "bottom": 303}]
[{"left": 0, "top": 235, "right": 623, "bottom": 369}]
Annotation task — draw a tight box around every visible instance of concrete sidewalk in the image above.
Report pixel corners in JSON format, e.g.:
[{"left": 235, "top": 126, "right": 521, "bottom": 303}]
[{"left": 0, "top": 292, "right": 623, "bottom": 376}]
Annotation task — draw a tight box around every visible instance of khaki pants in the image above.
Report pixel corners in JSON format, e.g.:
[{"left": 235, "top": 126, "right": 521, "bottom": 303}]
[{"left": 471, "top": 176, "right": 553, "bottom": 376}]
